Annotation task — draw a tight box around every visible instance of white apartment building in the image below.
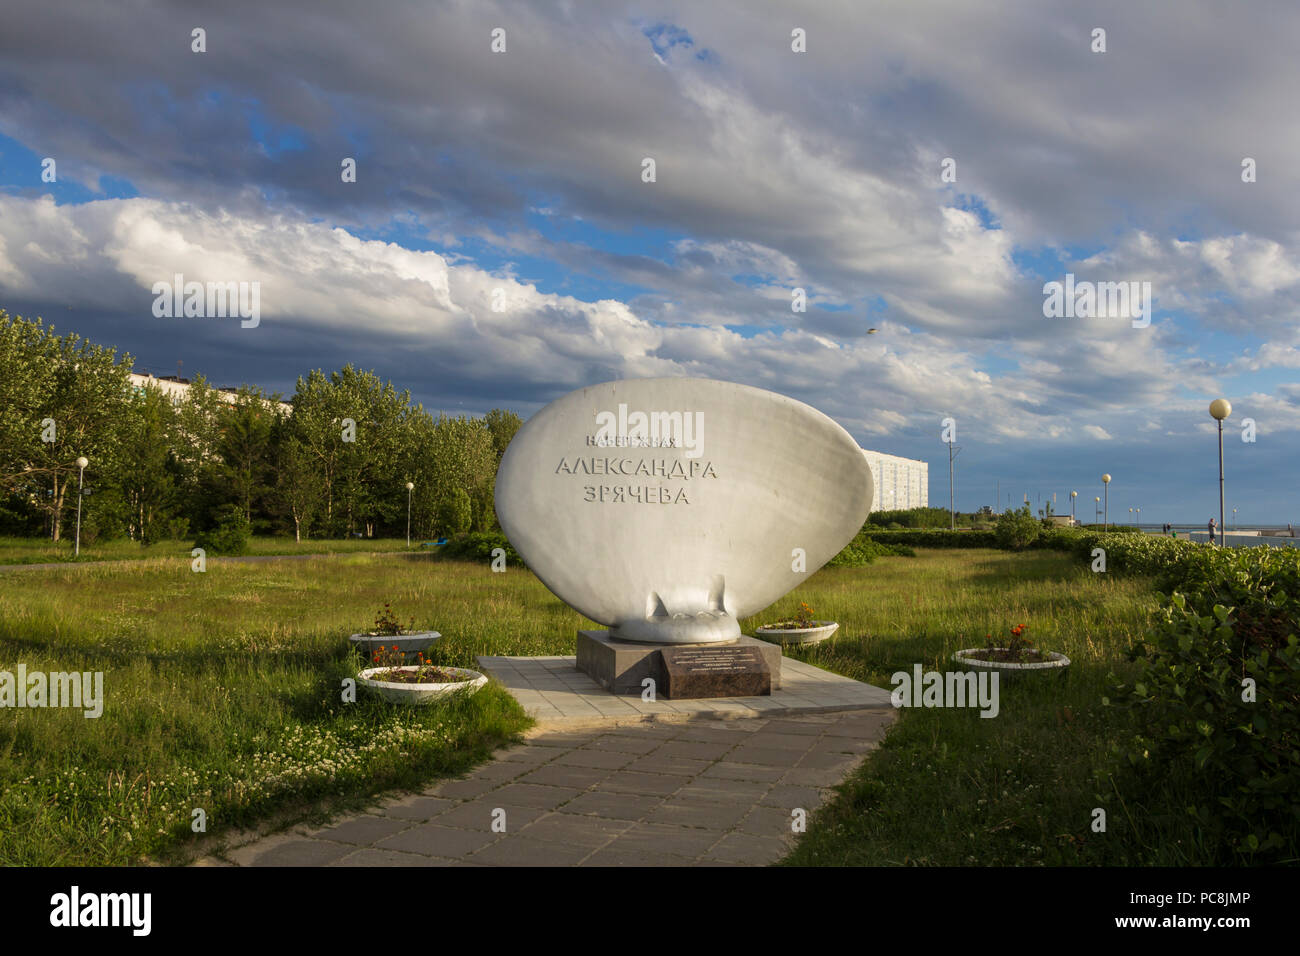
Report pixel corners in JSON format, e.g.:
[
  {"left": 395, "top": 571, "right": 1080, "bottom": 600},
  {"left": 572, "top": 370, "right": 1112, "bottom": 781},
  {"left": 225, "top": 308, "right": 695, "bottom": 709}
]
[
  {"left": 860, "top": 449, "right": 928, "bottom": 511},
  {"left": 128, "top": 372, "right": 292, "bottom": 412}
]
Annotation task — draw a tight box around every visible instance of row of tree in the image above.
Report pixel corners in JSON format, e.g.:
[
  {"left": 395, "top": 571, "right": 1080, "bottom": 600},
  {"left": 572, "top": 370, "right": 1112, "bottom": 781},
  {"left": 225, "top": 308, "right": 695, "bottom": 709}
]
[{"left": 0, "top": 310, "right": 522, "bottom": 543}]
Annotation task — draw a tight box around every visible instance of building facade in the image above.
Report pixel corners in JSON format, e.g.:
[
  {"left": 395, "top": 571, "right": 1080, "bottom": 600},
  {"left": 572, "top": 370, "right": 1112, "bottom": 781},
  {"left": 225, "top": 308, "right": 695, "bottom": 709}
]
[{"left": 860, "top": 449, "right": 928, "bottom": 511}]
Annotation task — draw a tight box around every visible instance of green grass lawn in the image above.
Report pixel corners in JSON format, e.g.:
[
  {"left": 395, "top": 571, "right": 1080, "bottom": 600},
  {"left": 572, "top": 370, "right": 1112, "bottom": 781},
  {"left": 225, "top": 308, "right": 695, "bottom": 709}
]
[
  {"left": 1, "top": 546, "right": 1166, "bottom": 865},
  {"left": 0, "top": 535, "right": 418, "bottom": 566}
]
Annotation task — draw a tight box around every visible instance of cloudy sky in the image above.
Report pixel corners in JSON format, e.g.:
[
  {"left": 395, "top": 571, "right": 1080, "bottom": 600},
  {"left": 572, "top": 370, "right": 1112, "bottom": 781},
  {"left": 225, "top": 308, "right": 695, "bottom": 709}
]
[{"left": 2, "top": 0, "right": 1297, "bottom": 522}]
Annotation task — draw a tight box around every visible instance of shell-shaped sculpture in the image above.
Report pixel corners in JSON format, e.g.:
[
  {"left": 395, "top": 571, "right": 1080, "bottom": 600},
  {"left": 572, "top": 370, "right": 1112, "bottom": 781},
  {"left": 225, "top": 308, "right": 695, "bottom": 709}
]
[{"left": 494, "top": 378, "right": 873, "bottom": 644}]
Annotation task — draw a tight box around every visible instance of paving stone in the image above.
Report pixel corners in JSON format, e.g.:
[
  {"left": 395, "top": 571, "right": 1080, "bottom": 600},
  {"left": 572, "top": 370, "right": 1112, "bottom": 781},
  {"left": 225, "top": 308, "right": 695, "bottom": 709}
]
[
  {"left": 759, "top": 784, "right": 826, "bottom": 810},
  {"left": 795, "top": 750, "right": 861, "bottom": 771},
  {"left": 606, "top": 823, "right": 723, "bottom": 859},
  {"left": 736, "top": 806, "right": 801, "bottom": 838},
  {"left": 595, "top": 771, "right": 687, "bottom": 796},
  {"left": 643, "top": 798, "right": 752, "bottom": 831},
  {"left": 306, "top": 814, "right": 413, "bottom": 845},
  {"left": 529, "top": 732, "right": 598, "bottom": 748},
  {"left": 777, "top": 767, "right": 848, "bottom": 788},
  {"left": 517, "top": 811, "right": 633, "bottom": 848},
  {"left": 559, "top": 790, "right": 662, "bottom": 821},
  {"left": 432, "top": 776, "right": 506, "bottom": 800},
  {"left": 332, "top": 848, "right": 449, "bottom": 867},
  {"left": 518, "top": 764, "right": 611, "bottom": 790},
  {"left": 581, "top": 734, "right": 665, "bottom": 754},
  {"left": 704, "top": 832, "right": 793, "bottom": 865},
  {"left": 375, "top": 824, "right": 501, "bottom": 858},
  {"left": 623, "top": 754, "right": 715, "bottom": 777},
  {"left": 247, "top": 838, "right": 356, "bottom": 867},
  {"left": 432, "top": 802, "right": 549, "bottom": 832},
  {"left": 674, "top": 779, "right": 772, "bottom": 805},
  {"left": 552, "top": 748, "right": 639, "bottom": 770},
  {"left": 495, "top": 745, "right": 556, "bottom": 764},
  {"left": 579, "top": 847, "right": 698, "bottom": 867},
  {"left": 376, "top": 795, "right": 457, "bottom": 822},
  {"left": 469, "top": 835, "right": 596, "bottom": 866},
  {"left": 700, "top": 762, "right": 787, "bottom": 782},
  {"left": 725, "top": 745, "right": 810, "bottom": 767},
  {"left": 745, "top": 731, "right": 823, "bottom": 751},
  {"left": 482, "top": 783, "right": 582, "bottom": 810},
  {"left": 470, "top": 760, "right": 534, "bottom": 782},
  {"left": 654, "top": 740, "right": 739, "bottom": 761}
]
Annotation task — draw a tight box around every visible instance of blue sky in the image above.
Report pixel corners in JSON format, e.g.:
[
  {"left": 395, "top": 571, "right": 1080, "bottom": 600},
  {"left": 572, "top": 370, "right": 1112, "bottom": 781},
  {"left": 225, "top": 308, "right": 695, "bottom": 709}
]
[{"left": 1, "top": 0, "right": 1298, "bottom": 523}]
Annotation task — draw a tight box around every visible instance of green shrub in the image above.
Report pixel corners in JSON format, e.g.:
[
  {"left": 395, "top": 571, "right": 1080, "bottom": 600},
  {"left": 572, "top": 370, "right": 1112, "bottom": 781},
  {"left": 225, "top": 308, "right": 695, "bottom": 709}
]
[
  {"left": 827, "top": 534, "right": 915, "bottom": 567},
  {"left": 857, "top": 528, "right": 1000, "bottom": 549},
  {"left": 1106, "top": 547, "right": 1300, "bottom": 863},
  {"left": 438, "top": 531, "right": 523, "bottom": 566},
  {"left": 994, "top": 505, "right": 1040, "bottom": 550},
  {"left": 193, "top": 506, "right": 251, "bottom": 556}
]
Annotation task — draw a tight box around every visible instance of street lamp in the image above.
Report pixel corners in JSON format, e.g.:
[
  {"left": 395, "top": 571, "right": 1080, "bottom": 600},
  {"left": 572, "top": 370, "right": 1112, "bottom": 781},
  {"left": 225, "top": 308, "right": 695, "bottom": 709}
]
[
  {"left": 1210, "top": 398, "right": 1231, "bottom": 546},
  {"left": 74, "top": 456, "right": 88, "bottom": 557},
  {"left": 405, "top": 481, "right": 415, "bottom": 548},
  {"left": 1070, "top": 490, "right": 1077, "bottom": 525},
  {"left": 1094, "top": 496, "right": 1101, "bottom": 524},
  {"left": 1102, "top": 474, "right": 1111, "bottom": 530},
  {"left": 1232, "top": 507, "right": 1238, "bottom": 531}
]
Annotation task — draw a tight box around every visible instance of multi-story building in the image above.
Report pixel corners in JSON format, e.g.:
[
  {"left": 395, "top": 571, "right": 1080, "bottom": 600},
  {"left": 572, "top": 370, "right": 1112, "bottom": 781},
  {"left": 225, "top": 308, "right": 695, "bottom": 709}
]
[
  {"left": 860, "top": 449, "right": 928, "bottom": 511},
  {"left": 128, "top": 372, "right": 292, "bottom": 412}
]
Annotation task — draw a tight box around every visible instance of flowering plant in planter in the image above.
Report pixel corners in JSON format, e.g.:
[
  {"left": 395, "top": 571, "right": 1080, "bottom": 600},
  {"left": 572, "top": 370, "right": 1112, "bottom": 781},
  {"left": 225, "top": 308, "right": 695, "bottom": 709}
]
[
  {"left": 755, "top": 602, "right": 839, "bottom": 645},
  {"left": 952, "top": 624, "right": 1070, "bottom": 676},
  {"left": 367, "top": 646, "right": 461, "bottom": 684},
  {"left": 758, "top": 601, "right": 817, "bottom": 631}
]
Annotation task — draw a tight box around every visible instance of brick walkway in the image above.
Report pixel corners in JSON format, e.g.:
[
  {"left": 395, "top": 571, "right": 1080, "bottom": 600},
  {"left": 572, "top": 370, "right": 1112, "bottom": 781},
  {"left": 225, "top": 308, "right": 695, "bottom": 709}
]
[{"left": 202, "top": 708, "right": 895, "bottom": 867}]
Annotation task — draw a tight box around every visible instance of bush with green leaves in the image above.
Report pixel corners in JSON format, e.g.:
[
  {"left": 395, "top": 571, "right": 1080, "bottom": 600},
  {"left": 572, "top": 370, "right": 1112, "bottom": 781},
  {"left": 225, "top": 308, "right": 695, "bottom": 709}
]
[
  {"left": 1106, "top": 546, "right": 1300, "bottom": 863},
  {"left": 438, "top": 531, "right": 523, "bottom": 567},
  {"left": 193, "top": 506, "right": 251, "bottom": 556},
  {"left": 994, "top": 505, "right": 1040, "bottom": 550},
  {"left": 827, "top": 534, "right": 915, "bottom": 567}
]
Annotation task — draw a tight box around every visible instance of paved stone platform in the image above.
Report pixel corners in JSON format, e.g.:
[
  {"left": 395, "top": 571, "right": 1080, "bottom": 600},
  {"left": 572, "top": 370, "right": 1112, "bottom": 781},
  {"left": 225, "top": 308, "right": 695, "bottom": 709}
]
[
  {"left": 478, "top": 653, "right": 893, "bottom": 728},
  {"left": 199, "top": 709, "right": 896, "bottom": 867}
]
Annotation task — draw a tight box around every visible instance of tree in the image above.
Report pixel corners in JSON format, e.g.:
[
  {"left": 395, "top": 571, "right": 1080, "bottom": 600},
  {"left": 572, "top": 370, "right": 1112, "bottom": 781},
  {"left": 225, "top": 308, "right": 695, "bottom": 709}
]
[
  {"left": 113, "top": 383, "right": 183, "bottom": 541},
  {"left": 484, "top": 408, "right": 523, "bottom": 461},
  {"left": 995, "top": 504, "right": 1041, "bottom": 550},
  {"left": 0, "top": 312, "right": 132, "bottom": 541},
  {"left": 215, "top": 387, "right": 276, "bottom": 525}
]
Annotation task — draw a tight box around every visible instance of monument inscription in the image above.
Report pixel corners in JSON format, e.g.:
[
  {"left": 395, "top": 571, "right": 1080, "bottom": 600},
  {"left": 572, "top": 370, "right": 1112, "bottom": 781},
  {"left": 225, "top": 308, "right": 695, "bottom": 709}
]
[{"left": 660, "top": 645, "right": 772, "bottom": 699}]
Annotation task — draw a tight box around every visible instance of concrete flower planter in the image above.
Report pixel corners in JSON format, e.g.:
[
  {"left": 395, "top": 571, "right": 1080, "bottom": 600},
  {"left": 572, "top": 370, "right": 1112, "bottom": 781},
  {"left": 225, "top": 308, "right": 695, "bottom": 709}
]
[
  {"left": 357, "top": 665, "right": 487, "bottom": 705},
  {"left": 349, "top": 630, "right": 441, "bottom": 662},
  {"left": 951, "top": 648, "right": 1071, "bottom": 680},
  {"left": 755, "top": 621, "right": 839, "bottom": 646}
]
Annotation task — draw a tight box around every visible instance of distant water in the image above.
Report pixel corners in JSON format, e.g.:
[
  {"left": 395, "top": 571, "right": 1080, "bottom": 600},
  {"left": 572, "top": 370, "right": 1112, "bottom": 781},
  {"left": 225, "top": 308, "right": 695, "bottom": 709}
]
[{"left": 1133, "top": 524, "right": 1296, "bottom": 534}]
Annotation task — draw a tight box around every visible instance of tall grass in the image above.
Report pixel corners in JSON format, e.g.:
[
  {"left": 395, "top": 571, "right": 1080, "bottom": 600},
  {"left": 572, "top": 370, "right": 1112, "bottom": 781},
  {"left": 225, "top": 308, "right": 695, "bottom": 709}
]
[
  {"left": 1, "top": 547, "right": 1167, "bottom": 865},
  {"left": 0, "top": 535, "right": 417, "bottom": 566}
]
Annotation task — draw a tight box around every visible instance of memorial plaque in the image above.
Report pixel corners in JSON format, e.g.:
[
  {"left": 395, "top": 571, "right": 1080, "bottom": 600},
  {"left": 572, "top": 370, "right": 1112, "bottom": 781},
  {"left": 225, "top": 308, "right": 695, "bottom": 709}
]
[{"left": 660, "top": 644, "right": 772, "bottom": 699}]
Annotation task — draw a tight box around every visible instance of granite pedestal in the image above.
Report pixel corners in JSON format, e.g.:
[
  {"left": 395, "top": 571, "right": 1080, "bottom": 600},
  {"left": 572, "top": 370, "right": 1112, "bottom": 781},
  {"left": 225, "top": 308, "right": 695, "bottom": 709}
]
[{"left": 575, "top": 629, "right": 781, "bottom": 699}]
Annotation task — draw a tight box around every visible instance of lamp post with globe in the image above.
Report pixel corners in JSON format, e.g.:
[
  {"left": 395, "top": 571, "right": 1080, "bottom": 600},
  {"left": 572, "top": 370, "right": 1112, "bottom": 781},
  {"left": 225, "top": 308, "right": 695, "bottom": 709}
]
[
  {"left": 1102, "top": 474, "right": 1111, "bottom": 530},
  {"left": 1070, "top": 490, "right": 1077, "bottom": 526},
  {"left": 1209, "top": 399, "right": 1231, "bottom": 547},
  {"left": 403, "top": 481, "right": 413, "bottom": 548},
  {"left": 74, "top": 456, "right": 88, "bottom": 557}
]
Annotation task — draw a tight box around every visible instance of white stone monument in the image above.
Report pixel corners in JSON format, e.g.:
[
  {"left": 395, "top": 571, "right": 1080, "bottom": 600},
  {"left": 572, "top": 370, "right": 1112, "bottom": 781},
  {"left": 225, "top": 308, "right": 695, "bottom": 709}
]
[{"left": 495, "top": 377, "right": 873, "bottom": 697}]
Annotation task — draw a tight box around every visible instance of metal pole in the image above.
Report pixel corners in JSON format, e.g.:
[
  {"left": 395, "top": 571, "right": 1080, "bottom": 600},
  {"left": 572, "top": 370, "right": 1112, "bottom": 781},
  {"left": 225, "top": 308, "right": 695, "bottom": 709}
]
[
  {"left": 1104, "top": 483, "right": 1108, "bottom": 531},
  {"left": 75, "top": 464, "right": 85, "bottom": 557},
  {"left": 406, "top": 487, "right": 412, "bottom": 548},
  {"left": 1218, "top": 419, "right": 1226, "bottom": 546},
  {"left": 949, "top": 442, "right": 954, "bottom": 530}
]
